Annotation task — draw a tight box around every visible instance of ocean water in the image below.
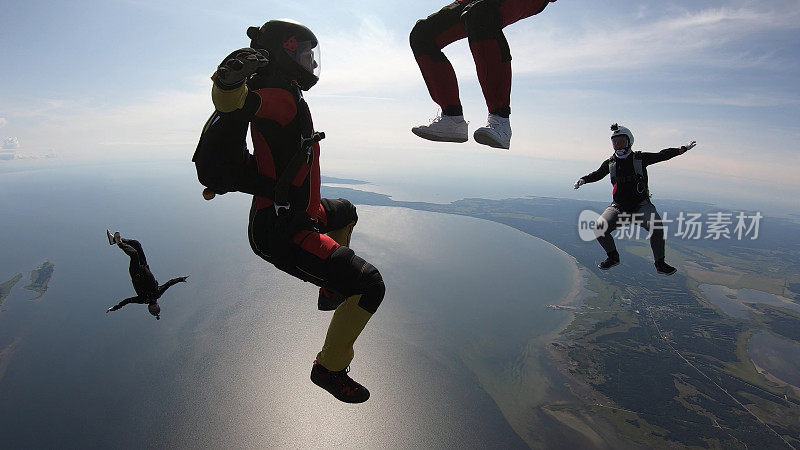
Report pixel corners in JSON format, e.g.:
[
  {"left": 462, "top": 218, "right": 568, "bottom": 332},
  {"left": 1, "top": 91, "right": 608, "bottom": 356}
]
[{"left": 0, "top": 161, "right": 577, "bottom": 448}]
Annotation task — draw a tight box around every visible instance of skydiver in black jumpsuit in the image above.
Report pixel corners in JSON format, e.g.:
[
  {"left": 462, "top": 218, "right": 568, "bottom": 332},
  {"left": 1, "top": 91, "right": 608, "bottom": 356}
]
[
  {"left": 574, "top": 125, "right": 696, "bottom": 274},
  {"left": 105, "top": 230, "right": 188, "bottom": 319}
]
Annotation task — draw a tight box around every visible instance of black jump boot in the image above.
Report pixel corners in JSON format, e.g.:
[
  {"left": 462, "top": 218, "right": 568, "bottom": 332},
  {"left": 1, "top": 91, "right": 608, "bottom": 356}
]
[
  {"left": 654, "top": 259, "right": 677, "bottom": 275},
  {"left": 598, "top": 251, "right": 620, "bottom": 270},
  {"left": 310, "top": 360, "right": 370, "bottom": 403},
  {"left": 318, "top": 288, "right": 346, "bottom": 311}
]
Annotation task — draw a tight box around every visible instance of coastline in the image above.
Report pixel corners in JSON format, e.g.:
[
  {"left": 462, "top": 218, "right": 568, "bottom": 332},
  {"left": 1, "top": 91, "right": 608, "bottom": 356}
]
[{"left": 457, "top": 238, "right": 601, "bottom": 449}]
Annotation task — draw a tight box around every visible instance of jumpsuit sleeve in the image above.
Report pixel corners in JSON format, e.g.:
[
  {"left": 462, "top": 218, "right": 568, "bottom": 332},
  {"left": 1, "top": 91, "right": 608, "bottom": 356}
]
[
  {"left": 211, "top": 79, "right": 298, "bottom": 125},
  {"left": 211, "top": 73, "right": 263, "bottom": 118},
  {"left": 581, "top": 159, "right": 610, "bottom": 183},
  {"left": 108, "top": 296, "right": 142, "bottom": 311},
  {"left": 211, "top": 74, "right": 250, "bottom": 113},
  {"left": 641, "top": 148, "right": 681, "bottom": 167}
]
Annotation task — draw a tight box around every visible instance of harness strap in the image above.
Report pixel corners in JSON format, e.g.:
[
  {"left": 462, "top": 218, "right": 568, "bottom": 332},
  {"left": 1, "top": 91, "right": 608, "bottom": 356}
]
[
  {"left": 272, "top": 131, "right": 326, "bottom": 211},
  {"left": 609, "top": 157, "right": 616, "bottom": 181},
  {"left": 609, "top": 152, "right": 644, "bottom": 183},
  {"left": 633, "top": 154, "right": 644, "bottom": 178}
]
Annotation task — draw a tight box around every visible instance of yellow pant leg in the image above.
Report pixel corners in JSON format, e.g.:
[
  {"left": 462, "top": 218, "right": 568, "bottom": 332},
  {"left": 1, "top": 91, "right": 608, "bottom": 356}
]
[
  {"left": 316, "top": 295, "right": 372, "bottom": 371},
  {"left": 317, "top": 220, "right": 367, "bottom": 370}
]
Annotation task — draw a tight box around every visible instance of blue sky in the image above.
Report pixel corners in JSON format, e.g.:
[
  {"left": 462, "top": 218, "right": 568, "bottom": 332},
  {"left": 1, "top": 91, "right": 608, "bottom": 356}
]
[{"left": 1, "top": 0, "right": 799, "bottom": 213}]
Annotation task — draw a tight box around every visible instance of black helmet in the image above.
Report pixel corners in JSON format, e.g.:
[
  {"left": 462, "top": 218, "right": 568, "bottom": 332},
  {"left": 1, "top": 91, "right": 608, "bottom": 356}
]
[
  {"left": 148, "top": 302, "right": 161, "bottom": 320},
  {"left": 247, "top": 19, "right": 321, "bottom": 91}
]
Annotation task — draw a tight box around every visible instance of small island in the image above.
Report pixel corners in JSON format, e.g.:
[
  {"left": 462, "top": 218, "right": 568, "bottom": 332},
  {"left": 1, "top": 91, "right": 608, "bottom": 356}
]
[
  {"left": 0, "top": 273, "right": 23, "bottom": 308},
  {"left": 24, "top": 260, "right": 55, "bottom": 301}
]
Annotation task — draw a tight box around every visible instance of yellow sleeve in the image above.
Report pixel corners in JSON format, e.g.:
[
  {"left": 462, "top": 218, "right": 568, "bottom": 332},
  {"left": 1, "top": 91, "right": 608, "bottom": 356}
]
[{"left": 210, "top": 73, "right": 249, "bottom": 113}]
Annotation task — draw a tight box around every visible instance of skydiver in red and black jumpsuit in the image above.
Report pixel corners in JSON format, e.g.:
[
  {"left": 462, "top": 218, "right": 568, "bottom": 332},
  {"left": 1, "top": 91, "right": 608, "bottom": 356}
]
[
  {"left": 210, "top": 20, "right": 385, "bottom": 404},
  {"left": 410, "top": 0, "right": 557, "bottom": 149}
]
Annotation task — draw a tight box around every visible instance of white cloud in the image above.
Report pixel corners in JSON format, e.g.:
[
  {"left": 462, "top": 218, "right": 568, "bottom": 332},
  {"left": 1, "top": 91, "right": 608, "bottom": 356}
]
[
  {"left": 0, "top": 76, "right": 212, "bottom": 160},
  {"left": 284, "top": 1, "right": 800, "bottom": 100},
  {"left": 0, "top": 118, "right": 7, "bottom": 127},
  {"left": 658, "top": 93, "right": 800, "bottom": 108},
  {"left": 3, "top": 137, "right": 19, "bottom": 149},
  {"left": 316, "top": 15, "right": 421, "bottom": 95},
  {"left": 507, "top": 0, "right": 800, "bottom": 75}
]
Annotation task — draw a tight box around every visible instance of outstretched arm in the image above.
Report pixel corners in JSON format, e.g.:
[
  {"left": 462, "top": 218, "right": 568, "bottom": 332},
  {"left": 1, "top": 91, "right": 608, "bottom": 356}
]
[
  {"left": 575, "top": 159, "right": 610, "bottom": 189},
  {"left": 642, "top": 141, "right": 696, "bottom": 166},
  {"left": 107, "top": 296, "right": 141, "bottom": 313},
  {"left": 157, "top": 276, "right": 189, "bottom": 298}
]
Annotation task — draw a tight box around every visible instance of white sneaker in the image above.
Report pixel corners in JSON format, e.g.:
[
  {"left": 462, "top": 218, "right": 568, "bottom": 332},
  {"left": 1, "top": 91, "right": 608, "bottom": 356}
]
[
  {"left": 412, "top": 112, "right": 468, "bottom": 143},
  {"left": 473, "top": 114, "right": 511, "bottom": 149}
]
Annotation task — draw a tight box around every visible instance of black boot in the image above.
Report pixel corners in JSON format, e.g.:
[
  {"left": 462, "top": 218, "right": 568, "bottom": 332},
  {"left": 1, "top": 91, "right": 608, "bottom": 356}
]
[
  {"left": 310, "top": 360, "right": 370, "bottom": 403},
  {"left": 318, "top": 288, "right": 346, "bottom": 311},
  {"left": 598, "top": 251, "right": 620, "bottom": 270},
  {"left": 654, "top": 259, "right": 677, "bottom": 275}
]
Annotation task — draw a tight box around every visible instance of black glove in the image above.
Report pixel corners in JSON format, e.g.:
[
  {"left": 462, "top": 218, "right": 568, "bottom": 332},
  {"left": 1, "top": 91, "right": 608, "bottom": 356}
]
[{"left": 215, "top": 48, "right": 269, "bottom": 89}]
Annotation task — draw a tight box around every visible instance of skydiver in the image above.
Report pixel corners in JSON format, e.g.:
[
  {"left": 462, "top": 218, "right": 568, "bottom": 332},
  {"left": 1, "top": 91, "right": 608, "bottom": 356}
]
[
  {"left": 573, "top": 124, "right": 697, "bottom": 275},
  {"left": 209, "top": 20, "right": 385, "bottom": 403},
  {"left": 409, "top": 0, "right": 558, "bottom": 149},
  {"left": 105, "top": 230, "right": 188, "bottom": 319}
]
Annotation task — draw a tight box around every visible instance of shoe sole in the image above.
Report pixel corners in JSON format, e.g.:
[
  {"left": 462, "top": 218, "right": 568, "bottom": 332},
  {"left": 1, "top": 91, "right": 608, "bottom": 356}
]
[
  {"left": 598, "top": 261, "right": 620, "bottom": 270},
  {"left": 411, "top": 128, "right": 468, "bottom": 143},
  {"left": 473, "top": 130, "right": 509, "bottom": 149},
  {"left": 656, "top": 268, "right": 677, "bottom": 275}
]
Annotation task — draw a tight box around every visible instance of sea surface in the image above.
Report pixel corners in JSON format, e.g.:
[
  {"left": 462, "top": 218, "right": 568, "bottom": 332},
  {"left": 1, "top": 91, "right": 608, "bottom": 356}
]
[{"left": 0, "top": 161, "right": 579, "bottom": 448}]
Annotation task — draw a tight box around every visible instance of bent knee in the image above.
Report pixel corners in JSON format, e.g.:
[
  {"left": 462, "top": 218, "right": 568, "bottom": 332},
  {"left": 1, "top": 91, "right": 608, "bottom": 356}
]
[
  {"left": 321, "top": 197, "right": 358, "bottom": 226},
  {"left": 357, "top": 263, "right": 385, "bottom": 314},
  {"left": 328, "top": 247, "right": 385, "bottom": 313},
  {"left": 595, "top": 218, "right": 614, "bottom": 238},
  {"left": 339, "top": 198, "right": 358, "bottom": 225},
  {"left": 410, "top": 19, "right": 438, "bottom": 55}
]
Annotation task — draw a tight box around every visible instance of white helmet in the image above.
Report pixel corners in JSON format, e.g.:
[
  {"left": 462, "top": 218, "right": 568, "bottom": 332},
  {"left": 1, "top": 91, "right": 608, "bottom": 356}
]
[{"left": 610, "top": 123, "right": 633, "bottom": 157}]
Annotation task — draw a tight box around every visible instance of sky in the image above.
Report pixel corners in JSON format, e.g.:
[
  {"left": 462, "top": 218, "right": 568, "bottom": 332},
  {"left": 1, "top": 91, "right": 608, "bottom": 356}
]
[{"left": 1, "top": 0, "right": 799, "bottom": 213}]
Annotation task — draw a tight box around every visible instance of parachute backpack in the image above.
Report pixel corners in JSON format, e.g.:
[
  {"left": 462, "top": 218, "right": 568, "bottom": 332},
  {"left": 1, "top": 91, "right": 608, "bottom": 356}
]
[
  {"left": 191, "top": 46, "right": 276, "bottom": 199},
  {"left": 192, "top": 109, "right": 271, "bottom": 199}
]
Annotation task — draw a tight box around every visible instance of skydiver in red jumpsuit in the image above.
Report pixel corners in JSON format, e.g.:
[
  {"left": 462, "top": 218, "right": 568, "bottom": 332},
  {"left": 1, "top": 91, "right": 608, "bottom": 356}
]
[{"left": 410, "top": 0, "right": 558, "bottom": 149}]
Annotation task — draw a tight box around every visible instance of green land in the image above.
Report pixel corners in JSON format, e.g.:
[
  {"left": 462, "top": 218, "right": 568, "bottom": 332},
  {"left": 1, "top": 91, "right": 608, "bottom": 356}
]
[{"left": 326, "top": 186, "right": 800, "bottom": 449}]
